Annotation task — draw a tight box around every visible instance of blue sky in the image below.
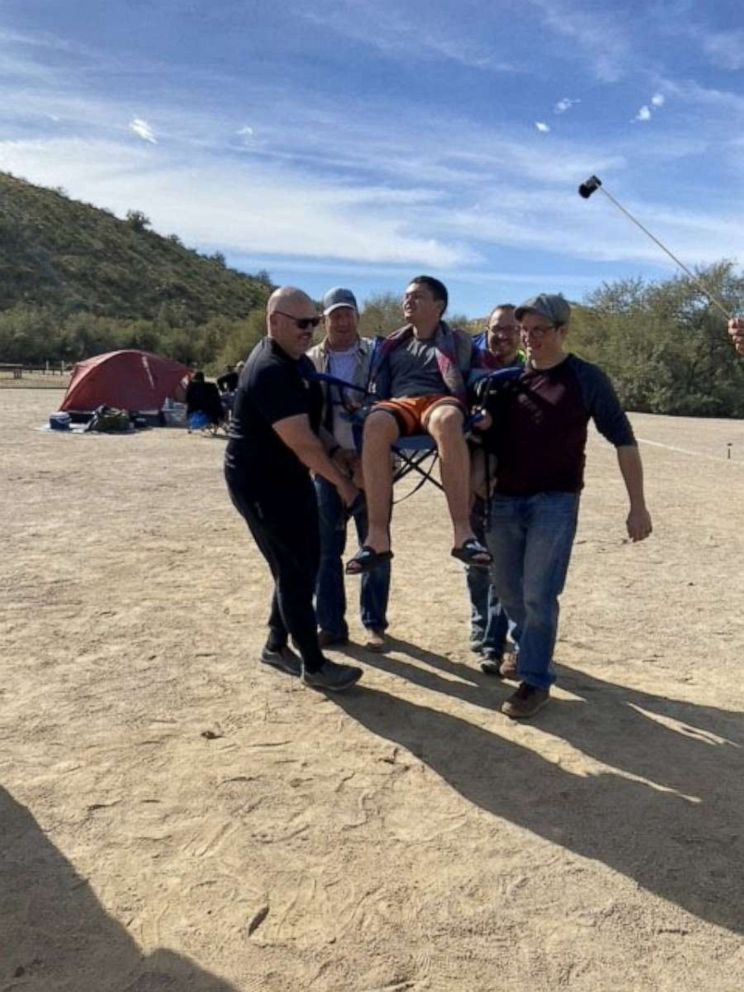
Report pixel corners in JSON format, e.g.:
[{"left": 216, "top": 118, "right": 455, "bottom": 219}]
[{"left": 1, "top": 0, "right": 743, "bottom": 316}]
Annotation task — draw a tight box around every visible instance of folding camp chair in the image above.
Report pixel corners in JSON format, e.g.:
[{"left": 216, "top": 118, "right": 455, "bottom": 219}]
[
  {"left": 307, "top": 368, "right": 441, "bottom": 502},
  {"left": 307, "top": 362, "right": 522, "bottom": 504}
]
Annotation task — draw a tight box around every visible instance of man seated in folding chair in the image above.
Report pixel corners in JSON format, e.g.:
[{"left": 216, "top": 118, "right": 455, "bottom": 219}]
[{"left": 346, "top": 274, "right": 491, "bottom": 576}]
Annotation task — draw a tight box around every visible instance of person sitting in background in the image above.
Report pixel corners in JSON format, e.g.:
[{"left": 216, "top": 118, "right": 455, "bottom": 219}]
[
  {"left": 217, "top": 362, "right": 244, "bottom": 423},
  {"left": 217, "top": 364, "right": 239, "bottom": 393},
  {"left": 185, "top": 371, "right": 224, "bottom": 432}
]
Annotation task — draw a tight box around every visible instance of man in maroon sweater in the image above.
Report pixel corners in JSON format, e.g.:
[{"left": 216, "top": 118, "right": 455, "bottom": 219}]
[{"left": 482, "top": 293, "right": 653, "bottom": 718}]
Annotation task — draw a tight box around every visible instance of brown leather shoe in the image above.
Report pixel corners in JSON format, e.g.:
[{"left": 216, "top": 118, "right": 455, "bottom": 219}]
[
  {"left": 501, "top": 682, "right": 549, "bottom": 719},
  {"left": 499, "top": 652, "right": 519, "bottom": 680}
]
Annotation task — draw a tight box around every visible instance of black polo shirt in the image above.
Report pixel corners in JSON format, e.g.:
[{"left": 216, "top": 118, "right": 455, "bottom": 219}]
[{"left": 225, "top": 338, "right": 322, "bottom": 494}]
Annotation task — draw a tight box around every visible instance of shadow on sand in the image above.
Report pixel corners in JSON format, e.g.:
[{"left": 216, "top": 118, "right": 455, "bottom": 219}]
[
  {"left": 337, "top": 637, "right": 744, "bottom": 936},
  {"left": 1, "top": 787, "right": 238, "bottom": 991}
]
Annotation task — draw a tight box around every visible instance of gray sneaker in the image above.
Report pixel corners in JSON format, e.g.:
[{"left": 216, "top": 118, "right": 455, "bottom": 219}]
[
  {"left": 302, "top": 659, "right": 363, "bottom": 692},
  {"left": 260, "top": 645, "right": 302, "bottom": 677},
  {"left": 479, "top": 652, "right": 503, "bottom": 675}
]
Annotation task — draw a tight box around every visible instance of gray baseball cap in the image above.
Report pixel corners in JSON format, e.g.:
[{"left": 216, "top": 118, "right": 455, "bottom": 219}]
[
  {"left": 322, "top": 286, "right": 358, "bottom": 316},
  {"left": 515, "top": 293, "right": 571, "bottom": 326}
]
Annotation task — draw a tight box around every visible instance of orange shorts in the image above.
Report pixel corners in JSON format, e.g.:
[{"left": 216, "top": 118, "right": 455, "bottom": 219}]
[{"left": 373, "top": 394, "right": 465, "bottom": 436}]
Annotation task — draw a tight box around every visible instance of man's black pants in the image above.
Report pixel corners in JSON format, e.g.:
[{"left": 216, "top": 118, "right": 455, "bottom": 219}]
[{"left": 225, "top": 471, "right": 324, "bottom": 671}]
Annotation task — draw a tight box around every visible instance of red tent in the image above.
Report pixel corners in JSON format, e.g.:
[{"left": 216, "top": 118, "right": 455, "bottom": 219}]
[{"left": 60, "top": 350, "right": 191, "bottom": 413}]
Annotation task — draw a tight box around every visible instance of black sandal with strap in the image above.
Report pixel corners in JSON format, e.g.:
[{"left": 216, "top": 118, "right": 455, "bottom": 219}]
[
  {"left": 451, "top": 539, "right": 492, "bottom": 569},
  {"left": 345, "top": 545, "right": 394, "bottom": 575}
]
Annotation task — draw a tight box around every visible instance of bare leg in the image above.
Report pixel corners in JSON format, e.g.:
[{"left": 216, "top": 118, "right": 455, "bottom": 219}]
[
  {"left": 426, "top": 405, "right": 476, "bottom": 548},
  {"left": 359, "top": 410, "right": 398, "bottom": 553}
]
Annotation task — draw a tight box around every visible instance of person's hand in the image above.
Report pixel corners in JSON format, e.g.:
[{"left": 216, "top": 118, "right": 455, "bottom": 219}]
[
  {"left": 471, "top": 409, "right": 492, "bottom": 430},
  {"left": 332, "top": 448, "right": 357, "bottom": 477},
  {"left": 728, "top": 317, "right": 744, "bottom": 356},
  {"left": 626, "top": 506, "right": 653, "bottom": 542},
  {"left": 337, "top": 478, "right": 361, "bottom": 510}
]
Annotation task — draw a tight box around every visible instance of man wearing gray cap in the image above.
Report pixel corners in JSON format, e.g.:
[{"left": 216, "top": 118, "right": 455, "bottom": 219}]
[
  {"left": 479, "top": 293, "right": 653, "bottom": 718},
  {"left": 308, "top": 288, "right": 391, "bottom": 651}
]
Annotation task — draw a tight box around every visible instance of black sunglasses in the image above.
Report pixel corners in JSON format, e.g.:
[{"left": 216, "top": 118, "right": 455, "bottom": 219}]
[{"left": 274, "top": 310, "right": 321, "bottom": 330}]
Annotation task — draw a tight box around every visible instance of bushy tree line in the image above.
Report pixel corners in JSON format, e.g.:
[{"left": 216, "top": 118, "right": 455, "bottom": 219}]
[
  {"left": 569, "top": 262, "right": 744, "bottom": 417},
  {"left": 0, "top": 304, "right": 270, "bottom": 371}
]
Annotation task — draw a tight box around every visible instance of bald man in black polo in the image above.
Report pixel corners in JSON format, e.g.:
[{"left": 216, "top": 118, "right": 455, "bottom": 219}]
[{"left": 225, "top": 287, "right": 363, "bottom": 692}]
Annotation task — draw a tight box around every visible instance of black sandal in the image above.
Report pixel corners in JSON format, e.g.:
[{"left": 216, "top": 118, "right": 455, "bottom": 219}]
[
  {"left": 345, "top": 545, "right": 394, "bottom": 575},
  {"left": 451, "top": 539, "right": 492, "bottom": 568}
]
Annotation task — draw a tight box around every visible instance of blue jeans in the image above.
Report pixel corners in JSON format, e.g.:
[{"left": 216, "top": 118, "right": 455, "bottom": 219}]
[
  {"left": 467, "top": 496, "right": 508, "bottom": 656},
  {"left": 485, "top": 492, "right": 579, "bottom": 691},
  {"left": 314, "top": 476, "right": 390, "bottom": 635}
]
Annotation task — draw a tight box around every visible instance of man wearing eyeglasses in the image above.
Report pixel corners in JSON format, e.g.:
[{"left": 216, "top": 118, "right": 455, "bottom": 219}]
[
  {"left": 225, "top": 286, "right": 363, "bottom": 692},
  {"left": 346, "top": 275, "right": 491, "bottom": 575},
  {"left": 481, "top": 293, "right": 652, "bottom": 718},
  {"left": 468, "top": 305, "right": 523, "bottom": 673}
]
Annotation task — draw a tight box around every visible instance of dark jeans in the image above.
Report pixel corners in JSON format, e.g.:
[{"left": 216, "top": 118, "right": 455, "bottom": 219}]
[
  {"left": 225, "top": 469, "right": 324, "bottom": 672},
  {"left": 466, "top": 496, "right": 508, "bottom": 656},
  {"left": 314, "top": 476, "right": 390, "bottom": 636},
  {"left": 486, "top": 492, "right": 580, "bottom": 690}
]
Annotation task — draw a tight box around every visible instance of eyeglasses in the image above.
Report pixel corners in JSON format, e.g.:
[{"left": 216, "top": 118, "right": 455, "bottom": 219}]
[{"left": 274, "top": 310, "right": 321, "bottom": 330}]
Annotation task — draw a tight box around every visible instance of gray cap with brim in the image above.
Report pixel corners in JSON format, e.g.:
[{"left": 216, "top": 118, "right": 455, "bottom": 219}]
[
  {"left": 515, "top": 293, "right": 571, "bottom": 326},
  {"left": 323, "top": 286, "right": 358, "bottom": 316}
]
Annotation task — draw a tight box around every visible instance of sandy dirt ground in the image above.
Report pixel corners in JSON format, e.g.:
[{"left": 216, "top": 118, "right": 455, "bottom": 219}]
[{"left": 2, "top": 388, "right": 744, "bottom": 992}]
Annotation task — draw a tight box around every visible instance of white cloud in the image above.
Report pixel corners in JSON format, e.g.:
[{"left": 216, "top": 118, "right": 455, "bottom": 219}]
[
  {"left": 535, "top": 121, "right": 551, "bottom": 133},
  {"left": 554, "top": 97, "right": 579, "bottom": 114},
  {"left": 237, "top": 125, "right": 254, "bottom": 137},
  {"left": 634, "top": 105, "right": 652, "bottom": 122},
  {"left": 128, "top": 118, "right": 157, "bottom": 144},
  {"left": 0, "top": 137, "right": 474, "bottom": 267},
  {"left": 651, "top": 93, "right": 665, "bottom": 108}
]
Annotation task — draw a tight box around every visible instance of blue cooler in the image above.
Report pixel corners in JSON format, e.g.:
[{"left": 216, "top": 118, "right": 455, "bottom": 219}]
[{"left": 49, "top": 412, "right": 72, "bottom": 431}]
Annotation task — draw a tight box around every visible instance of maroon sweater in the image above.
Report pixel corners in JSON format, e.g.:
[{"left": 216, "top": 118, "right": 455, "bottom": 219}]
[{"left": 483, "top": 354, "right": 636, "bottom": 496}]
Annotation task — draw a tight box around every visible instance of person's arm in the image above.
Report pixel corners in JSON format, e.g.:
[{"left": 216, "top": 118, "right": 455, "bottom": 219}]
[
  {"left": 728, "top": 317, "right": 744, "bottom": 356},
  {"left": 273, "top": 414, "right": 358, "bottom": 507},
  {"left": 616, "top": 445, "right": 652, "bottom": 542}
]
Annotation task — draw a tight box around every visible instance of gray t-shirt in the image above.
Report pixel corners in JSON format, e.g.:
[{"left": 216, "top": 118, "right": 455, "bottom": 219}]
[{"left": 389, "top": 337, "right": 447, "bottom": 397}]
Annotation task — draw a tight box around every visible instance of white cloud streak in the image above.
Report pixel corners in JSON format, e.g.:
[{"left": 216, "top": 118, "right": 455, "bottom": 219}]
[
  {"left": 535, "top": 121, "right": 551, "bottom": 133},
  {"left": 554, "top": 97, "right": 579, "bottom": 114},
  {"left": 128, "top": 118, "right": 157, "bottom": 144},
  {"left": 0, "top": 138, "right": 474, "bottom": 267}
]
